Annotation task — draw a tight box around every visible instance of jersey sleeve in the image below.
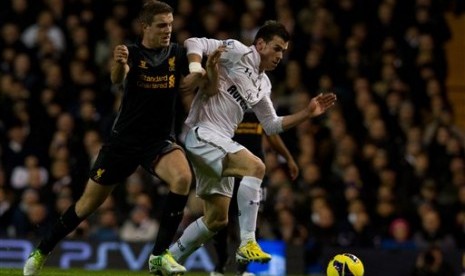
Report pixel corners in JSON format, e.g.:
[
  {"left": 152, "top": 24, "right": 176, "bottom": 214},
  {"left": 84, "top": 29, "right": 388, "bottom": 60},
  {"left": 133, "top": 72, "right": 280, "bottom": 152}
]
[
  {"left": 176, "top": 45, "right": 189, "bottom": 76},
  {"left": 184, "top": 38, "right": 249, "bottom": 66},
  {"left": 252, "top": 95, "right": 283, "bottom": 135}
]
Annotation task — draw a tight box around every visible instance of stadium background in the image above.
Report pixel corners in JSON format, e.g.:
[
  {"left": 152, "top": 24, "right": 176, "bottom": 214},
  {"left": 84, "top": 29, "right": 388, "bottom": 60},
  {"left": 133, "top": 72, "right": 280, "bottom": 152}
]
[{"left": 0, "top": 0, "right": 464, "bottom": 275}]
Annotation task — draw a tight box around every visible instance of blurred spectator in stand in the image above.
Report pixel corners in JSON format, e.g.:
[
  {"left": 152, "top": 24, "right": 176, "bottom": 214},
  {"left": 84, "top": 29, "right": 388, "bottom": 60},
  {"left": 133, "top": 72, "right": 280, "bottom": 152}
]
[
  {"left": 21, "top": 202, "right": 51, "bottom": 239},
  {"left": 89, "top": 209, "right": 119, "bottom": 241},
  {"left": 49, "top": 159, "right": 72, "bottom": 195},
  {"left": 338, "top": 208, "right": 376, "bottom": 247},
  {"left": 120, "top": 206, "right": 159, "bottom": 242},
  {"left": 298, "top": 162, "right": 325, "bottom": 200},
  {"left": 0, "top": 187, "right": 15, "bottom": 236},
  {"left": 0, "top": 0, "right": 37, "bottom": 31},
  {"left": 380, "top": 218, "right": 416, "bottom": 250},
  {"left": 272, "top": 208, "right": 308, "bottom": 245},
  {"left": 452, "top": 185, "right": 465, "bottom": 248},
  {"left": 82, "top": 129, "right": 102, "bottom": 168},
  {"left": 0, "top": 23, "right": 30, "bottom": 72},
  {"left": 413, "top": 209, "right": 456, "bottom": 250},
  {"left": 10, "top": 154, "right": 48, "bottom": 191},
  {"left": 2, "top": 122, "right": 33, "bottom": 183},
  {"left": 239, "top": 12, "right": 259, "bottom": 45},
  {"left": 10, "top": 188, "right": 41, "bottom": 237},
  {"left": 94, "top": 19, "right": 127, "bottom": 70},
  {"left": 410, "top": 245, "right": 455, "bottom": 276},
  {"left": 11, "top": 52, "right": 40, "bottom": 92},
  {"left": 306, "top": 205, "right": 339, "bottom": 273},
  {"left": 21, "top": 9, "right": 66, "bottom": 54}
]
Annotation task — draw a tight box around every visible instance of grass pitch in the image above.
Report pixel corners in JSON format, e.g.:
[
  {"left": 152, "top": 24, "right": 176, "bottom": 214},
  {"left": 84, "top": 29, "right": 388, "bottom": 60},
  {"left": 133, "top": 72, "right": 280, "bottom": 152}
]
[
  {"left": 1, "top": 268, "right": 141, "bottom": 275},
  {"left": 1, "top": 268, "right": 195, "bottom": 276},
  {"left": 0, "top": 268, "right": 256, "bottom": 276},
  {"left": 0, "top": 268, "right": 308, "bottom": 276}
]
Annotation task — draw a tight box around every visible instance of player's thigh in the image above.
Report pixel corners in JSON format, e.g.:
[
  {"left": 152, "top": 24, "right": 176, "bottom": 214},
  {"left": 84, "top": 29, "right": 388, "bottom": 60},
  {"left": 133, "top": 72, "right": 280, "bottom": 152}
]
[
  {"left": 223, "top": 148, "right": 265, "bottom": 178},
  {"left": 154, "top": 148, "right": 192, "bottom": 194},
  {"left": 89, "top": 144, "right": 139, "bottom": 185}
]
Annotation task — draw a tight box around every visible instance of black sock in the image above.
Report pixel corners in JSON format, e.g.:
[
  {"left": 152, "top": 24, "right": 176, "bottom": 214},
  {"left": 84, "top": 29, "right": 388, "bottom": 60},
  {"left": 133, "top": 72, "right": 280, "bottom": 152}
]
[
  {"left": 213, "top": 226, "right": 228, "bottom": 273},
  {"left": 151, "top": 192, "right": 188, "bottom": 255},
  {"left": 37, "top": 204, "right": 84, "bottom": 254}
]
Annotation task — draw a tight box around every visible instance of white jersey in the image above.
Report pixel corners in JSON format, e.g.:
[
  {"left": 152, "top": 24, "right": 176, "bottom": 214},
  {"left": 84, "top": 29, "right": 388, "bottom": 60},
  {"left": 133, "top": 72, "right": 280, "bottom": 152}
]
[{"left": 184, "top": 38, "right": 283, "bottom": 139}]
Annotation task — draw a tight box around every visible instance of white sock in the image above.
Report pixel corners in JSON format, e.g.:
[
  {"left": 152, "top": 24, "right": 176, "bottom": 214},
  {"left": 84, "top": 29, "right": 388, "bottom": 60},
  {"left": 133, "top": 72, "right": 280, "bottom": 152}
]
[
  {"left": 237, "top": 176, "right": 262, "bottom": 246},
  {"left": 168, "top": 217, "right": 215, "bottom": 263}
]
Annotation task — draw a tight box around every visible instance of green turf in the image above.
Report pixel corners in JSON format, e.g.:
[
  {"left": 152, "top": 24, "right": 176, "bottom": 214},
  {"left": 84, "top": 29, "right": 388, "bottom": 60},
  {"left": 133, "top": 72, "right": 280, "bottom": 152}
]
[
  {"left": 1, "top": 268, "right": 145, "bottom": 276},
  {"left": 0, "top": 268, "right": 249, "bottom": 276}
]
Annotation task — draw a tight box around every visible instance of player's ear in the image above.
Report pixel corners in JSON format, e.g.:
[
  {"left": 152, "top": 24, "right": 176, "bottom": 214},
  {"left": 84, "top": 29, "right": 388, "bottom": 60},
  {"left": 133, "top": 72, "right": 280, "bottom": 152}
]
[
  {"left": 255, "top": 38, "right": 266, "bottom": 51},
  {"left": 141, "top": 22, "right": 150, "bottom": 31}
]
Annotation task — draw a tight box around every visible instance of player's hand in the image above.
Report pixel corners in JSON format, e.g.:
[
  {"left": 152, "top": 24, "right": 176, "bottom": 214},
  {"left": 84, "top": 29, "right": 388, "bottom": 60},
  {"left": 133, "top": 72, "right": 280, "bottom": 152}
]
[
  {"left": 180, "top": 72, "right": 204, "bottom": 94},
  {"left": 206, "top": 45, "right": 226, "bottom": 70},
  {"left": 202, "top": 45, "right": 227, "bottom": 96},
  {"left": 113, "top": 45, "right": 129, "bottom": 64},
  {"left": 287, "top": 158, "right": 299, "bottom": 181},
  {"left": 307, "top": 92, "right": 337, "bottom": 117}
]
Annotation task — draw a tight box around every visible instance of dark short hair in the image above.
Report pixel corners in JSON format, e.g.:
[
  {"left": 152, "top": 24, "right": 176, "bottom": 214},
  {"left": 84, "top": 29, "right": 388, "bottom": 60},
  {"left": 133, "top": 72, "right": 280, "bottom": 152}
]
[
  {"left": 138, "top": 0, "right": 173, "bottom": 26},
  {"left": 253, "top": 20, "right": 290, "bottom": 45}
]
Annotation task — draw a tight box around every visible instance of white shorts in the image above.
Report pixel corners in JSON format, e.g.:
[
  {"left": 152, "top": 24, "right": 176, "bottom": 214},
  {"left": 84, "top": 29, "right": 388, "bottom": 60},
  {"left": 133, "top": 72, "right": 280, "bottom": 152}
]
[{"left": 185, "top": 126, "right": 245, "bottom": 197}]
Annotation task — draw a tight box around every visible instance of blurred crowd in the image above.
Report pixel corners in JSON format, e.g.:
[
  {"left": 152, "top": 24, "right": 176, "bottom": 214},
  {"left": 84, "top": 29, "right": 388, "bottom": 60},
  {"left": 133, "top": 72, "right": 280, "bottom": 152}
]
[{"left": 1, "top": 0, "right": 465, "bottom": 271}]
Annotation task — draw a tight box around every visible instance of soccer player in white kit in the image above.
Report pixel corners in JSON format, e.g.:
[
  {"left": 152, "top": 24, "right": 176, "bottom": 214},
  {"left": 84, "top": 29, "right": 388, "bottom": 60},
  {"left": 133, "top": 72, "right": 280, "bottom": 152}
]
[{"left": 168, "top": 21, "right": 337, "bottom": 267}]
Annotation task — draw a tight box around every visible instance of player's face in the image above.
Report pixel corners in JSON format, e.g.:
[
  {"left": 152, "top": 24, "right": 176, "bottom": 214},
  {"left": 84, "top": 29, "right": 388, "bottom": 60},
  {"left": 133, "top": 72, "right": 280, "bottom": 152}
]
[
  {"left": 257, "top": 36, "right": 288, "bottom": 72},
  {"left": 143, "top": 13, "right": 173, "bottom": 48}
]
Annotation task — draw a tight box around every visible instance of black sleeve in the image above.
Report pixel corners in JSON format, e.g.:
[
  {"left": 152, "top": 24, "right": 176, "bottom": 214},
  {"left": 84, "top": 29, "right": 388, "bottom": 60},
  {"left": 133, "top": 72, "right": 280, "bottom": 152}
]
[{"left": 176, "top": 45, "right": 189, "bottom": 77}]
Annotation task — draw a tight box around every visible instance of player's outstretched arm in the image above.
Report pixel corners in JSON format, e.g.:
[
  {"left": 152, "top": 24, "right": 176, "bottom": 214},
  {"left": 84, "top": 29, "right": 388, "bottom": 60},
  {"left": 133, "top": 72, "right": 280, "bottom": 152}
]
[
  {"left": 307, "top": 93, "right": 337, "bottom": 117},
  {"left": 281, "top": 92, "right": 337, "bottom": 131}
]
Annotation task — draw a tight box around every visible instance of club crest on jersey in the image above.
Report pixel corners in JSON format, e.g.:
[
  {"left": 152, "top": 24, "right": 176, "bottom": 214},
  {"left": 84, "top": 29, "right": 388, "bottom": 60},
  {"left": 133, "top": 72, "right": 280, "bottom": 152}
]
[
  {"left": 222, "top": 39, "right": 235, "bottom": 49},
  {"left": 245, "top": 89, "right": 259, "bottom": 101},
  {"left": 94, "top": 168, "right": 105, "bottom": 180},
  {"left": 169, "top": 75, "right": 175, "bottom": 88},
  {"left": 169, "top": 56, "right": 175, "bottom": 71},
  {"left": 138, "top": 60, "right": 148, "bottom": 69}
]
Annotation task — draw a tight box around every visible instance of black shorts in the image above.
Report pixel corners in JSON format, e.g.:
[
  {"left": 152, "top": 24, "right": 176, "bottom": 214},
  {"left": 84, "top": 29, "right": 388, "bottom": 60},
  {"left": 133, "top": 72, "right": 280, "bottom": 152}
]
[{"left": 89, "top": 139, "right": 184, "bottom": 185}]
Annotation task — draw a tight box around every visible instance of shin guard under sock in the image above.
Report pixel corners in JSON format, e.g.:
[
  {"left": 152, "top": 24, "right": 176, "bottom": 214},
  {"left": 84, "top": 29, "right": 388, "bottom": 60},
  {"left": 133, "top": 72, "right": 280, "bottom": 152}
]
[
  {"left": 151, "top": 192, "right": 188, "bottom": 255},
  {"left": 237, "top": 176, "right": 262, "bottom": 245},
  {"left": 37, "top": 204, "right": 83, "bottom": 254}
]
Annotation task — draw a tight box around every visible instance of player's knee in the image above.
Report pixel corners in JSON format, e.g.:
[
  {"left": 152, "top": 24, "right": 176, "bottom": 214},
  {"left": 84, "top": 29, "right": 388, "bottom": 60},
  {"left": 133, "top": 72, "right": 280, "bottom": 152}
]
[
  {"left": 249, "top": 158, "right": 265, "bottom": 179},
  {"left": 208, "top": 217, "right": 228, "bottom": 232},
  {"left": 169, "top": 171, "right": 192, "bottom": 195}
]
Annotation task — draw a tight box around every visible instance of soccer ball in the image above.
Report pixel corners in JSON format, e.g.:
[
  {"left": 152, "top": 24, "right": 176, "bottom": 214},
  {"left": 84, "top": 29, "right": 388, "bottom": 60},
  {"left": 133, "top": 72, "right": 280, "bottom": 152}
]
[{"left": 326, "top": 253, "right": 364, "bottom": 276}]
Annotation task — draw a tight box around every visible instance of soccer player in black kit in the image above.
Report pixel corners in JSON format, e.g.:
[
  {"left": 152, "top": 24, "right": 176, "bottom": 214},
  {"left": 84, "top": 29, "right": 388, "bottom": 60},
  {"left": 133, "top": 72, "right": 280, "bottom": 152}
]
[
  {"left": 210, "top": 111, "right": 299, "bottom": 276},
  {"left": 24, "top": 1, "right": 198, "bottom": 275}
]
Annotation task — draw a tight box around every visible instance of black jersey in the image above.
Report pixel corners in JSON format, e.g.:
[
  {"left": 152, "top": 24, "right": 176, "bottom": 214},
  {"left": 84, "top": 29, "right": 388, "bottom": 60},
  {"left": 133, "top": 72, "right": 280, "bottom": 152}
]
[
  {"left": 233, "top": 111, "right": 264, "bottom": 160},
  {"left": 110, "top": 42, "right": 188, "bottom": 146}
]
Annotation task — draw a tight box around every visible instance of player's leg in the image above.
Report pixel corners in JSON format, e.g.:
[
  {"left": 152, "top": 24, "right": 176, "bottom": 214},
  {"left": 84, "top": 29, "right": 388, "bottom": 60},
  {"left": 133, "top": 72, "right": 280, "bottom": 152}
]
[
  {"left": 23, "top": 179, "right": 115, "bottom": 276},
  {"left": 230, "top": 181, "right": 255, "bottom": 276},
  {"left": 147, "top": 145, "right": 192, "bottom": 275},
  {"left": 211, "top": 222, "right": 229, "bottom": 275},
  {"left": 169, "top": 194, "right": 230, "bottom": 263},
  {"left": 24, "top": 144, "right": 137, "bottom": 276},
  {"left": 151, "top": 147, "right": 191, "bottom": 254},
  {"left": 210, "top": 178, "right": 240, "bottom": 276},
  {"left": 223, "top": 149, "right": 271, "bottom": 264}
]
